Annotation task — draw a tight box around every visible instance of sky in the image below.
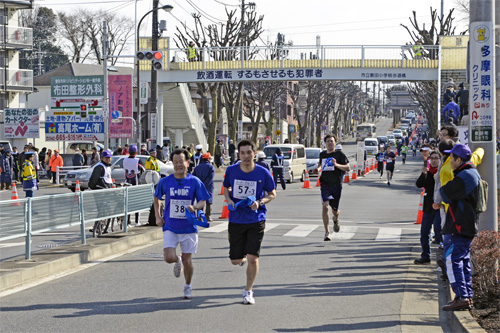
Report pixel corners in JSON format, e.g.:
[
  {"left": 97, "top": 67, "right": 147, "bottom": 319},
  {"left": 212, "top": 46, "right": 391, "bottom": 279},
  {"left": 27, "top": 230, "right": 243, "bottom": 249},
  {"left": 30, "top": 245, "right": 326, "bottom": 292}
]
[{"left": 36, "top": 0, "right": 468, "bottom": 66}]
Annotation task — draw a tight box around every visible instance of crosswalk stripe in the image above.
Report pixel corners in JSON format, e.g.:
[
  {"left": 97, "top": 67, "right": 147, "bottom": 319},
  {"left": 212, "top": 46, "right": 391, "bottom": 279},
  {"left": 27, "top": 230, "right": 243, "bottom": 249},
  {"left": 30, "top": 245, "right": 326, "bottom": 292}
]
[
  {"left": 201, "top": 223, "right": 228, "bottom": 233},
  {"left": 375, "top": 227, "right": 402, "bottom": 242},
  {"left": 283, "top": 224, "right": 318, "bottom": 237},
  {"left": 331, "top": 226, "right": 357, "bottom": 239},
  {"left": 265, "top": 223, "right": 280, "bottom": 232}
]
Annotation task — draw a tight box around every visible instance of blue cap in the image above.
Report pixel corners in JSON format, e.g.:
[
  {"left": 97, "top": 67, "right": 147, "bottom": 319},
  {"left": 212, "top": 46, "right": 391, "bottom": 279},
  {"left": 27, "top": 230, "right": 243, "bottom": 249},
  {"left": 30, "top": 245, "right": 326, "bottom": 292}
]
[
  {"left": 102, "top": 150, "right": 112, "bottom": 158},
  {"left": 128, "top": 145, "right": 137, "bottom": 154},
  {"left": 444, "top": 144, "right": 471, "bottom": 160}
]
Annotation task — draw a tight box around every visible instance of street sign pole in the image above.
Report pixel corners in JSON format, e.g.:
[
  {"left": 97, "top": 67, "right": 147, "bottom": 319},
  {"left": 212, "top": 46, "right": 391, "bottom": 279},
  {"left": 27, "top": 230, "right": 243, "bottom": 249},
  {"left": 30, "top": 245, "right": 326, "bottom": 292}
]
[
  {"left": 469, "top": 0, "right": 497, "bottom": 231},
  {"left": 102, "top": 21, "right": 110, "bottom": 150}
]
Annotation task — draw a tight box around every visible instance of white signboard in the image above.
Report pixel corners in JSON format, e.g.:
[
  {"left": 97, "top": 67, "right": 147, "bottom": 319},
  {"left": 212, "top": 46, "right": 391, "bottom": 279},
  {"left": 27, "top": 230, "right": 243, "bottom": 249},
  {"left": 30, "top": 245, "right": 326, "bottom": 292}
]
[
  {"left": 469, "top": 21, "right": 494, "bottom": 142},
  {"left": 356, "top": 141, "right": 365, "bottom": 172},
  {"left": 457, "top": 126, "right": 469, "bottom": 145},
  {"left": 150, "top": 113, "right": 157, "bottom": 140},
  {"left": 3, "top": 108, "right": 40, "bottom": 138},
  {"left": 140, "top": 82, "right": 149, "bottom": 105}
]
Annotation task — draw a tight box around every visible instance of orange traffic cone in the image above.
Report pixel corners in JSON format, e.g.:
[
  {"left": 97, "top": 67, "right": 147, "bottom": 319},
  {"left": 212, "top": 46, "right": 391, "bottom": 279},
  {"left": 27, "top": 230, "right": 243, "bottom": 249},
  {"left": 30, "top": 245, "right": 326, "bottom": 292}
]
[
  {"left": 370, "top": 158, "right": 375, "bottom": 171},
  {"left": 219, "top": 199, "right": 229, "bottom": 219},
  {"left": 343, "top": 171, "right": 350, "bottom": 184},
  {"left": 74, "top": 180, "right": 81, "bottom": 203},
  {"left": 302, "top": 170, "right": 311, "bottom": 189},
  {"left": 316, "top": 170, "right": 321, "bottom": 187},
  {"left": 11, "top": 182, "right": 19, "bottom": 200},
  {"left": 414, "top": 190, "right": 424, "bottom": 224},
  {"left": 10, "top": 182, "right": 20, "bottom": 206},
  {"left": 218, "top": 175, "right": 225, "bottom": 195},
  {"left": 112, "top": 179, "right": 116, "bottom": 189},
  {"left": 365, "top": 162, "right": 370, "bottom": 175},
  {"left": 351, "top": 164, "right": 358, "bottom": 180}
]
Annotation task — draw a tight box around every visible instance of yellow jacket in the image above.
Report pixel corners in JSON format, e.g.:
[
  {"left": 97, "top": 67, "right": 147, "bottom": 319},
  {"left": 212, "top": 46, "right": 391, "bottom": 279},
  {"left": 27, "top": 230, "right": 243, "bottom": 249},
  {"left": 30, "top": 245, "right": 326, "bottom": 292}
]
[
  {"left": 22, "top": 160, "right": 36, "bottom": 180},
  {"left": 440, "top": 147, "right": 484, "bottom": 210},
  {"left": 145, "top": 156, "right": 159, "bottom": 171}
]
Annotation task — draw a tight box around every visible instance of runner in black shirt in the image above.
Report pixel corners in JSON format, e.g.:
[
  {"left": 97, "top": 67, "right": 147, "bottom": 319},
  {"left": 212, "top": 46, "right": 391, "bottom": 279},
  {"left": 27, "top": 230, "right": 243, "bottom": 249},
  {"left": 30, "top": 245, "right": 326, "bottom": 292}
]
[
  {"left": 318, "top": 134, "right": 350, "bottom": 241},
  {"left": 385, "top": 146, "right": 396, "bottom": 186}
]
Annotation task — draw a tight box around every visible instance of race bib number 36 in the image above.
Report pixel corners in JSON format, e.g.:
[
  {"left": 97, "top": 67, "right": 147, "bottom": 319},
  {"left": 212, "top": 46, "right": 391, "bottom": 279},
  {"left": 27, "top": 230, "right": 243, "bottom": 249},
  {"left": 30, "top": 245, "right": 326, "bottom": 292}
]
[
  {"left": 170, "top": 199, "right": 191, "bottom": 219},
  {"left": 233, "top": 179, "right": 257, "bottom": 199}
]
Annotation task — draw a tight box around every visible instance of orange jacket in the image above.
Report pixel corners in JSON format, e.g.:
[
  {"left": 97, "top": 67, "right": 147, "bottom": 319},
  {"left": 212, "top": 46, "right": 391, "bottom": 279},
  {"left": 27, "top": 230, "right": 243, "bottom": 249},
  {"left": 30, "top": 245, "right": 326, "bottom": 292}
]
[{"left": 50, "top": 154, "right": 64, "bottom": 172}]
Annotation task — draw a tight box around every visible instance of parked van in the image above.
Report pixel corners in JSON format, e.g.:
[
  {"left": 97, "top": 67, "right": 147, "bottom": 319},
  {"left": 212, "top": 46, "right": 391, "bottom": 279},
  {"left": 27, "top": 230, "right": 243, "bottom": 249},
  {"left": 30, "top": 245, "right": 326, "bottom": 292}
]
[{"left": 263, "top": 144, "right": 307, "bottom": 183}]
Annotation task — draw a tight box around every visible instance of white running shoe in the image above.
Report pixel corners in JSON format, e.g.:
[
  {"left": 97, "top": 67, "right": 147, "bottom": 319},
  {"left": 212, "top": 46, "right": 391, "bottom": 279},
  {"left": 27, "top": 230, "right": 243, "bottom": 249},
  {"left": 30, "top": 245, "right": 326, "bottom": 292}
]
[
  {"left": 324, "top": 232, "right": 331, "bottom": 241},
  {"left": 173, "top": 255, "right": 183, "bottom": 278},
  {"left": 184, "top": 285, "right": 192, "bottom": 299},
  {"left": 243, "top": 290, "right": 255, "bottom": 305}
]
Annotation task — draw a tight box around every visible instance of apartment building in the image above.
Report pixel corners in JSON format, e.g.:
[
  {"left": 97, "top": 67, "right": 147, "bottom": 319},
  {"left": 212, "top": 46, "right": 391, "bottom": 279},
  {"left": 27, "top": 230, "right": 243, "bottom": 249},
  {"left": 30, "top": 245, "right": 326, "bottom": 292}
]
[{"left": 0, "top": 0, "right": 33, "bottom": 111}]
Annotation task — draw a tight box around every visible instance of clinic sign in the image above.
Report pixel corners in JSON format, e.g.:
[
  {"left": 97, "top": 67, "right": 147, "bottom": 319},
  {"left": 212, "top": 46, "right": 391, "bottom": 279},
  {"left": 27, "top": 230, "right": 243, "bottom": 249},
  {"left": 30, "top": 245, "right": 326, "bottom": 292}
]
[
  {"left": 469, "top": 22, "right": 494, "bottom": 142},
  {"left": 51, "top": 76, "right": 104, "bottom": 98}
]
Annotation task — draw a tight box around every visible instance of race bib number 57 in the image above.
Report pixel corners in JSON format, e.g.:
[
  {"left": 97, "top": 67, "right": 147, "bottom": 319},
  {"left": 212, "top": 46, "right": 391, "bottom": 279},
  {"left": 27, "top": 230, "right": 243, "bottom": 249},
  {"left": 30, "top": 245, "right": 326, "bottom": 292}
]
[
  {"left": 233, "top": 179, "right": 257, "bottom": 199},
  {"left": 170, "top": 199, "right": 191, "bottom": 219}
]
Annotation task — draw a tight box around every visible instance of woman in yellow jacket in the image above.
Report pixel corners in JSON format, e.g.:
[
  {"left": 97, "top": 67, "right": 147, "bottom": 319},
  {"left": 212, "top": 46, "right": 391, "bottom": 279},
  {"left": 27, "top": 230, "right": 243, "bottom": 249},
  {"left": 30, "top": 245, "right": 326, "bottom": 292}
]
[{"left": 22, "top": 151, "right": 38, "bottom": 197}]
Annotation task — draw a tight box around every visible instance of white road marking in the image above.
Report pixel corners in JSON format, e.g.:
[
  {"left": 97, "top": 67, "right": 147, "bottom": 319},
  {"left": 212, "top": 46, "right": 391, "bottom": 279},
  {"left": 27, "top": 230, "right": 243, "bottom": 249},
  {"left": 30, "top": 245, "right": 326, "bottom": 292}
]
[
  {"left": 264, "top": 223, "right": 280, "bottom": 232},
  {"left": 375, "top": 227, "right": 402, "bottom": 242},
  {"left": 283, "top": 224, "right": 318, "bottom": 237},
  {"left": 331, "top": 226, "right": 357, "bottom": 240},
  {"left": 0, "top": 241, "right": 27, "bottom": 248},
  {"left": 200, "top": 222, "right": 228, "bottom": 233}
]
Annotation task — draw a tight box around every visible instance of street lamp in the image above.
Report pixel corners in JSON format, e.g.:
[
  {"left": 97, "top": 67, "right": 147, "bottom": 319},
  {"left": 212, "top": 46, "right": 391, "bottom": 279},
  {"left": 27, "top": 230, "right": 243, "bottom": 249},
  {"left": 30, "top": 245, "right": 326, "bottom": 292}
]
[{"left": 136, "top": 4, "right": 173, "bottom": 148}]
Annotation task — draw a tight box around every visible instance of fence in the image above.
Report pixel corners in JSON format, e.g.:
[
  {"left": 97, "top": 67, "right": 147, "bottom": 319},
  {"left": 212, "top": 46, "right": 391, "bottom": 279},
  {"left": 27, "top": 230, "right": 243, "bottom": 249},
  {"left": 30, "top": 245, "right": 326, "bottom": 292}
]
[{"left": 0, "top": 184, "right": 154, "bottom": 259}]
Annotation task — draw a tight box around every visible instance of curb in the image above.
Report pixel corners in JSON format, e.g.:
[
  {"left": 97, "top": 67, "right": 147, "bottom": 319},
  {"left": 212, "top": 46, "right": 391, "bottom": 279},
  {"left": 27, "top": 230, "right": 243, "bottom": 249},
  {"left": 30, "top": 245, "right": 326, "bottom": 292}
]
[
  {"left": 0, "top": 226, "right": 162, "bottom": 294},
  {"left": 444, "top": 284, "right": 486, "bottom": 332}
]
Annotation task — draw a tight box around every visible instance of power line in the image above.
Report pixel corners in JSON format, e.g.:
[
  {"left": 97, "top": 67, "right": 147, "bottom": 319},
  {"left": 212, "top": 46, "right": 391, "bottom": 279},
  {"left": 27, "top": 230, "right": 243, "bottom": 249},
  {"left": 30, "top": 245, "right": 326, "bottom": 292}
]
[
  {"left": 212, "top": 0, "right": 239, "bottom": 7},
  {"left": 185, "top": 0, "right": 225, "bottom": 23},
  {"left": 42, "top": 0, "right": 131, "bottom": 5}
]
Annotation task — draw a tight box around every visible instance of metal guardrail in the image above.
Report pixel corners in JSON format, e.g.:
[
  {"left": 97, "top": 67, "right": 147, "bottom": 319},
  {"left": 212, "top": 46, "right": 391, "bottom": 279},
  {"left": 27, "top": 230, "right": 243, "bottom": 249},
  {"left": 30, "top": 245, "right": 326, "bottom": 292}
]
[
  {"left": 169, "top": 44, "right": 441, "bottom": 70},
  {"left": 0, "top": 184, "right": 155, "bottom": 259}
]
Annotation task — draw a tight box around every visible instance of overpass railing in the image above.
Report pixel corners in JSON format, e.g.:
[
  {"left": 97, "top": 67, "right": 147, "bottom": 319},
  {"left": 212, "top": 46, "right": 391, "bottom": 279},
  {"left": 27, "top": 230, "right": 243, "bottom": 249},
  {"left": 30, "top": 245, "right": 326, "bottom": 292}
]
[
  {"left": 0, "top": 184, "right": 154, "bottom": 259},
  {"left": 169, "top": 44, "right": 440, "bottom": 70}
]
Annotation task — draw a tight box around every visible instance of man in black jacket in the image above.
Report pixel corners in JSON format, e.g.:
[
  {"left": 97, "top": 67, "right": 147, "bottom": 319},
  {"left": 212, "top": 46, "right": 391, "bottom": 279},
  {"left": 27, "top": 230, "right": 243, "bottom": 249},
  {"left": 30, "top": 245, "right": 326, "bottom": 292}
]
[
  {"left": 88, "top": 150, "right": 113, "bottom": 233},
  {"left": 438, "top": 144, "right": 481, "bottom": 311},
  {"left": 414, "top": 150, "right": 440, "bottom": 264}
]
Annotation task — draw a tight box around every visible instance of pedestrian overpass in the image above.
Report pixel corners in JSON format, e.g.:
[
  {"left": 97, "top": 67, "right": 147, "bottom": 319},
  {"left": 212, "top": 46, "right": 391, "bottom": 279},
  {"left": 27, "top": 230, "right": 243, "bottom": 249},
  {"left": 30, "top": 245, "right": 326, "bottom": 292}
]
[{"left": 139, "top": 37, "right": 467, "bottom": 146}]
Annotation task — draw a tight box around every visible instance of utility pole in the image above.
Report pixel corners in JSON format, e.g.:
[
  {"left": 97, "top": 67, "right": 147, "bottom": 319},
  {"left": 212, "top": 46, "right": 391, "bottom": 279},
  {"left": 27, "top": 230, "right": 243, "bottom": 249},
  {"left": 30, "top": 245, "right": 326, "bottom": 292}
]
[
  {"left": 102, "top": 21, "right": 110, "bottom": 149},
  {"left": 35, "top": 41, "right": 43, "bottom": 76},
  {"left": 469, "top": 0, "right": 498, "bottom": 231},
  {"left": 150, "top": 0, "right": 160, "bottom": 145}
]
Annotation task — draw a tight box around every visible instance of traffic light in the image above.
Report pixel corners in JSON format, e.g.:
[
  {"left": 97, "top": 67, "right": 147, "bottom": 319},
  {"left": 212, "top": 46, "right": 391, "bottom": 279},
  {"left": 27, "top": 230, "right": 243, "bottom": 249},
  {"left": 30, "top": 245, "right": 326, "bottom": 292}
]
[
  {"left": 80, "top": 104, "right": 87, "bottom": 118},
  {"left": 136, "top": 51, "right": 163, "bottom": 70}
]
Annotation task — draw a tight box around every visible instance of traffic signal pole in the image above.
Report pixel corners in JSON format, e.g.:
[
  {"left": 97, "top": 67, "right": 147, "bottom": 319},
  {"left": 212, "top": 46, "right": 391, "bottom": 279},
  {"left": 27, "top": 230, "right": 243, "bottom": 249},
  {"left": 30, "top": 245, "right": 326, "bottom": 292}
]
[
  {"left": 102, "top": 21, "right": 110, "bottom": 150},
  {"left": 151, "top": 0, "right": 159, "bottom": 145}
]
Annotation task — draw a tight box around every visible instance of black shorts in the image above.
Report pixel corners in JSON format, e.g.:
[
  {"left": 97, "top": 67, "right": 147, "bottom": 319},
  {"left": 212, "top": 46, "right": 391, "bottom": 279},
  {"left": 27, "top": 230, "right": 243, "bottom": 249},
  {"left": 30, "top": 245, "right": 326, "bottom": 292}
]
[
  {"left": 377, "top": 161, "right": 384, "bottom": 172},
  {"left": 386, "top": 164, "right": 395, "bottom": 172},
  {"left": 228, "top": 221, "right": 265, "bottom": 259},
  {"left": 320, "top": 183, "right": 342, "bottom": 211}
]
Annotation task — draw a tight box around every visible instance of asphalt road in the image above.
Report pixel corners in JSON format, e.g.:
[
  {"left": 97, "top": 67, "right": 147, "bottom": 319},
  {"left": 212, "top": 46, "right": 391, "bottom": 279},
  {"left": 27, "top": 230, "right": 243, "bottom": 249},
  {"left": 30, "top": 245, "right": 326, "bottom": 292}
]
[{"left": 0, "top": 143, "right": 445, "bottom": 332}]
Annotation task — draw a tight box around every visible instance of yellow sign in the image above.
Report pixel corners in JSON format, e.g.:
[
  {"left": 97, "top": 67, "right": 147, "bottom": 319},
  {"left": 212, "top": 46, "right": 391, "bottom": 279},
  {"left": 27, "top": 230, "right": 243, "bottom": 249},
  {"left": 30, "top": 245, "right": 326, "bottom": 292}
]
[
  {"left": 275, "top": 130, "right": 281, "bottom": 136},
  {"left": 53, "top": 112, "right": 73, "bottom": 115}
]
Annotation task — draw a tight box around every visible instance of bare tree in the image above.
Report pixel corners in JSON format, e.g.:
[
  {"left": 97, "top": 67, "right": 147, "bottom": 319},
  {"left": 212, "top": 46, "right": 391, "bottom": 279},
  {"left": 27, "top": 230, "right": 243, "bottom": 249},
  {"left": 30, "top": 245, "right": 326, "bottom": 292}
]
[
  {"left": 401, "top": 7, "right": 466, "bottom": 136},
  {"left": 58, "top": 9, "right": 134, "bottom": 65},
  {"left": 174, "top": 7, "right": 264, "bottom": 151}
]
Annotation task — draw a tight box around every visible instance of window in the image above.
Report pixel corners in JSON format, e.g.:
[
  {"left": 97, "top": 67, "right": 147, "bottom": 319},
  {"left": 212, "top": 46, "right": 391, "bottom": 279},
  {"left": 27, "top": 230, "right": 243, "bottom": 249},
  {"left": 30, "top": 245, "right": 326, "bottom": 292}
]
[
  {"left": 287, "top": 105, "right": 292, "bottom": 116},
  {"left": 296, "top": 147, "right": 305, "bottom": 158}
]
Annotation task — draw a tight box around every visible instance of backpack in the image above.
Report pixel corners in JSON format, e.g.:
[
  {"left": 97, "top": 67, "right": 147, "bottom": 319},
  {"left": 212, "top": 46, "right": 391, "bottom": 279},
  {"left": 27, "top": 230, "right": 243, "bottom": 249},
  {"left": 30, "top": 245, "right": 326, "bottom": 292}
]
[{"left": 475, "top": 178, "right": 488, "bottom": 214}]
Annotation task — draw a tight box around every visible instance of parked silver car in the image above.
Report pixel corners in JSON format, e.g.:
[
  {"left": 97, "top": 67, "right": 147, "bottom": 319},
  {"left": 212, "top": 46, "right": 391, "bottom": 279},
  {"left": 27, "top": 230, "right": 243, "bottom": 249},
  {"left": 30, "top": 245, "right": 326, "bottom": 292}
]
[
  {"left": 64, "top": 155, "right": 174, "bottom": 192},
  {"left": 305, "top": 147, "right": 322, "bottom": 178}
]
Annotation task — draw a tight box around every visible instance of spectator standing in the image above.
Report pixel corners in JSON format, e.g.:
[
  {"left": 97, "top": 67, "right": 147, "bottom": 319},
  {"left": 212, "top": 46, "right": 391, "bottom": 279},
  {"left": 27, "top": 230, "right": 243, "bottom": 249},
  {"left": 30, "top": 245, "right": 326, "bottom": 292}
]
[
  {"left": 122, "top": 144, "right": 129, "bottom": 155},
  {"left": 255, "top": 152, "right": 271, "bottom": 172},
  {"left": 271, "top": 148, "right": 286, "bottom": 190},
  {"left": 45, "top": 149, "right": 52, "bottom": 181},
  {"left": 90, "top": 147, "right": 100, "bottom": 166},
  {"left": 11, "top": 147, "right": 19, "bottom": 182},
  {"left": 228, "top": 139, "right": 236, "bottom": 165},
  {"left": 39, "top": 147, "right": 47, "bottom": 171},
  {"left": 1, "top": 149, "right": 13, "bottom": 190},
  {"left": 82, "top": 149, "right": 89, "bottom": 166},
  {"left": 214, "top": 140, "right": 222, "bottom": 168},
  {"left": 414, "top": 150, "right": 440, "bottom": 264},
  {"left": 72, "top": 148, "right": 84, "bottom": 166},
  {"left": 50, "top": 149, "right": 64, "bottom": 184},
  {"left": 192, "top": 152, "right": 215, "bottom": 221},
  {"left": 439, "top": 144, "right": 481, "bottom": 311}
]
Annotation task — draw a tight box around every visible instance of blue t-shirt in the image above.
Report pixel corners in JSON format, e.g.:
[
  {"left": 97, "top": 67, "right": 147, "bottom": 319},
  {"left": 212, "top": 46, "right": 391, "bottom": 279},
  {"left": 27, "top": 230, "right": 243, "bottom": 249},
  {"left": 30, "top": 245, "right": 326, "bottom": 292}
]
[
  {"left": 154, "top": 174, "right": 210, "bottom": 234},
  {"left": 223, "top": 164, "right": 275, "bottom": 224}
]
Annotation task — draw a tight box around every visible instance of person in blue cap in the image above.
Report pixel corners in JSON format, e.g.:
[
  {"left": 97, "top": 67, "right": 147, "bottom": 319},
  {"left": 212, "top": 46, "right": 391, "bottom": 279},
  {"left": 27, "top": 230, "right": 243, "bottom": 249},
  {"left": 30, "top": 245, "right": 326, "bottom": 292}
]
[{"left": 437, "top": 144, "right": 481, "bottom": 311}]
